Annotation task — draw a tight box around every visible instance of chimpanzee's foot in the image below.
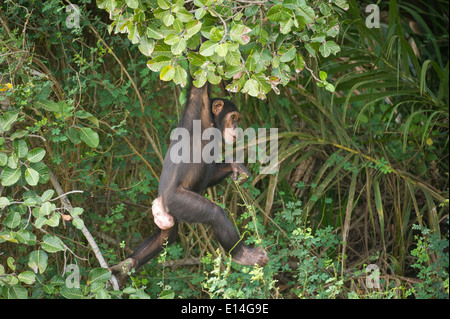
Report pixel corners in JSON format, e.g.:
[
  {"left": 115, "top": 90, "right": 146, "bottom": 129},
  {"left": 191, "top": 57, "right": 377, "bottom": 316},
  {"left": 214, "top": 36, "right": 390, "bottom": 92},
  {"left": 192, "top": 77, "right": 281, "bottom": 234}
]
[
  {"left": 109, "top": 257, "right": 136, "bottom": 288},
  {"left": 232, "top": 246, "right": 268, "bottom": 267}
]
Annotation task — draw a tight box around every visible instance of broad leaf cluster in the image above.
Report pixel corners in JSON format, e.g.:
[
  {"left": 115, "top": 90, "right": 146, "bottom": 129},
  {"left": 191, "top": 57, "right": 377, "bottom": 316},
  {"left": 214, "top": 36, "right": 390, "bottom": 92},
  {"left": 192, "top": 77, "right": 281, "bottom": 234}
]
[{"left": 97, "top": 0, "right": 346, "bottom": 98}]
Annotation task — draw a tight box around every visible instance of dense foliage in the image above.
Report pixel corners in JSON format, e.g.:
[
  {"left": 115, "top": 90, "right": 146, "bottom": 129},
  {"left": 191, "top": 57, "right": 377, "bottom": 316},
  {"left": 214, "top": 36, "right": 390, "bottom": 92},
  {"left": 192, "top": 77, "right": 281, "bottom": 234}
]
[{"left": 0, "top": 0, "right": 448, "bottom": 299}]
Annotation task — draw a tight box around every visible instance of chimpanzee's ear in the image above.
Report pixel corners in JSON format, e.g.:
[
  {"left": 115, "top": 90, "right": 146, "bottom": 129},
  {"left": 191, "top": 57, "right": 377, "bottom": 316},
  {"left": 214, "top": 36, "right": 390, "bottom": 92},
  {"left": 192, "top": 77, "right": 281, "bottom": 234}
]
[{"left": 212, "top": 100, "right": 224, "bottom": 116}]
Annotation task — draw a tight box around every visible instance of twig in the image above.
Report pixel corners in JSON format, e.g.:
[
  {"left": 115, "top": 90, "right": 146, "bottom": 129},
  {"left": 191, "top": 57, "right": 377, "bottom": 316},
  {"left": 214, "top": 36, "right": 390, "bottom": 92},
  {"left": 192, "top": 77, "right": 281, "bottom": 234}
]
[
  {"left": 49, "top": 190, "right": 84, "bottom": 202},
  {"left": 49, "top": 171, "right": 120, "bottom": 291}
]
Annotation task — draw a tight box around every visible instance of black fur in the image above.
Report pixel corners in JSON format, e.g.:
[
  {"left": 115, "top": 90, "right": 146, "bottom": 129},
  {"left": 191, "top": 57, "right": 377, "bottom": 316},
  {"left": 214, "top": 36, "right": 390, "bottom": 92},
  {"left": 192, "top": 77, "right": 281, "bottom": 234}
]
[{"left": 129, "top": 84, "right": 244, "bottom": 269}]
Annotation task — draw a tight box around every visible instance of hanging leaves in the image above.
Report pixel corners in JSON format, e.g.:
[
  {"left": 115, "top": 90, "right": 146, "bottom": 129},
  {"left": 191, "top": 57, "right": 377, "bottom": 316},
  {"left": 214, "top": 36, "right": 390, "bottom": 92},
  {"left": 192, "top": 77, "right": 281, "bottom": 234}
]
[{"left": 97, "top": 0, "right": 345, "bottom": 98}]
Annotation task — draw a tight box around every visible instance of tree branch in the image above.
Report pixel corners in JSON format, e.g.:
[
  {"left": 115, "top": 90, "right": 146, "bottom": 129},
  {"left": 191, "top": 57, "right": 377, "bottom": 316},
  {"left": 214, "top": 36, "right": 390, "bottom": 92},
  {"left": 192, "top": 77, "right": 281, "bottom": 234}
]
[{"left": 49, "top": 171, "right": 120, "bottom": 291}]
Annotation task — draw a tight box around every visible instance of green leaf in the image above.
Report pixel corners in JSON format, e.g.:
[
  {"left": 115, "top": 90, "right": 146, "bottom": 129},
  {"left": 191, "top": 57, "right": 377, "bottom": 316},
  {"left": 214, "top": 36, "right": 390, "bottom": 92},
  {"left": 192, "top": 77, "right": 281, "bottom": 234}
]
[
  {"left": 160, "top": 65, "right": 175, "bottom": 81},
  {"left": 28, "top": 250, "right": 48, "bottom": 274},
  {"left": 195, "top": 7, "right": 206, "bottom": 20},
  {"left": 225, "top": 49, "right": 241, "bottom": 66},
  {"left": 27, "top": 147, "right": 46, "bottom": 163},
  {"left": 125, "top": 0, "right": 139, "bottom": 9},
  {"left": 173, "top": 66, "right": 188, "bottom": 87},
  {"left": 3, "top": 211, "right": 21, "bottom": 229},
  {"left": 73, "top": 110, "right": 93, "bottom": 119},
  {"left": 60, "top": 286, "right": 84, "bottom": 299},
  {"left": 159, "top": 289, "right": 175, "bottom": 299},
  {"left": 7, "top": 257, "right": 16, "bottom": 270},
  {"left": 157, "top": 0, "right": 170, "bottom": 10},
  {"left": 5, "top": 286, "right": 28, "bottom": 299},
  {"left": 72, "top": 217, "right": 85, "bottom": 230},
  {"left": 46, "top": 213, "right": 60, "bottom": 227},
  {"left": 207, "top": 70, "right": 221, "bottom": 85},
  {"left": 139, "top": 36, "right": 155, "bottom": 57},
  {"left": 185, "top": 20, "right": 202, "bottom": 39},
  {"left": 7, "top": 153, "right": 18, "bottom": 169},
  {"left": 230, "top": 24, "right": 252, "bottom": 45},
  {"left": 215, "top": 42, "right": 229, "bottom": 57},
  {"left": 66, "top": 127, "right": 82, "bottom": 145},
  {"left": 199, "top": 40, "right": 218, "bottom": 57},
  {"left": 279, "top": 45, "right": 296, "bottom": 62},
  {"left": 294, "top": 54, "right": 305, "bottom": 72},
  {"left": 0, "top": 153, "right": 7, "bottom": 166},
  {"left": 188, "top": 52, "right": 206, "bottom": 66},
  {"left": 0, "top": 111, "right": 19, "bottom": 133},
  {"left": 171, "top": 38, "right": 187, "bottom": 55},
  {"left": 71, "top": 207, "right": 84, "bottom": 218},
  {"left": 95, "top": 289, "right": 111, "bottom": 299},
  {"left": 35, "top": 100, "right": 59, "bottom": 112},
  {"left": 88, "top": 268, "right": 112, "bottom": 284},
  {"left": 1, "top": 166, "right": 21, "bottom": 186},
  {"left": 13, "top": 140, "right": 28, "bottom": 158},
  {"left": 152, "top": 42, "right": 173, "bottom": 57},
  {"left": 18, "top": 271, "right": 36, "bottom": 285},
  {"left": 296, "top": 2, "right": 315, "bottom": 23},
  {"left": 147, "top": 56, "right": 172, "bottom": 72},
  {"left": 164, "top": 33, "right": 180, "bottom": 46},
  {"left": 319, "top": 41, "right": 341, "bottom": 58},
  {"left": 41, "top": 235, "right": 65, "bottom": 253},
  {"left": 35, "top": 216, "right": 48, "bottom": 229},
  {"left": 224, "top": 65, "right": 244, "bottom": 79},
  {"left": 175, "top": 7, "right": 194, "bottom": 23},
  {"left": 25, "top": 167, "right": 40, "bottom": 186},
  {"left": 30, "top": 162, "right": 49, "bottom": 184},
  {"left": 267, "top": 5, "right": 293, "bottom": 22},
  {"left": 242, "top": 78, "right": 260, "bottom": 97},
  {"left": 162, "top": 13, "right": 175, "bottom": 27},
  {"left": 41, "top": 189, "right": 55, "bottom": 202},
  {"left": 147, "top": 24, "right": 165, "bottom": 40},
  {"left": 0, "top": 196, "right": 10, "bottom": 208},
  {"left": 79, "top": 127, "right": 99, "bottom": 148},
  {"left": 210, "top": 27, "right": 224, "bottom": 42},
  {"left": 40, "top": 201, "right": 54, "bottom": 216}
]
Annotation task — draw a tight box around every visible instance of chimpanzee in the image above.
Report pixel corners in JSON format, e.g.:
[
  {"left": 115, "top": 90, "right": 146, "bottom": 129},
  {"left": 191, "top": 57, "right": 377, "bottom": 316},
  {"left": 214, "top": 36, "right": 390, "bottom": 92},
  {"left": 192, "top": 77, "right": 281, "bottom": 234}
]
[{"left": 110, "top": 83, "right": 268, "bottom": 286}]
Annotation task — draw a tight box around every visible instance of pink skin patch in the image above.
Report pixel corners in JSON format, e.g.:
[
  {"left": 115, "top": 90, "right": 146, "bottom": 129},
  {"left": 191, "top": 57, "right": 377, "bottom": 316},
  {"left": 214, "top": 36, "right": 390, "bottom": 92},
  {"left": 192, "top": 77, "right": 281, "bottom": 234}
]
[{"left": 152, "top": 197, "right": 174, "bottom": 230}]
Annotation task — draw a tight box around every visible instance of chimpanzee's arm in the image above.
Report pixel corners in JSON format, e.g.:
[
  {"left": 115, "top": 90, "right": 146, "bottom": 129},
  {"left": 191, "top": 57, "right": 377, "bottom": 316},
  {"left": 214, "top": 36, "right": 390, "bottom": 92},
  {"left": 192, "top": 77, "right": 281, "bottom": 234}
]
[
  {"left": 207, "top": 163, "right": 233, "bottom": 187},
  {"left": 207, "top": 162, "right": 250, "bottom": 188}
]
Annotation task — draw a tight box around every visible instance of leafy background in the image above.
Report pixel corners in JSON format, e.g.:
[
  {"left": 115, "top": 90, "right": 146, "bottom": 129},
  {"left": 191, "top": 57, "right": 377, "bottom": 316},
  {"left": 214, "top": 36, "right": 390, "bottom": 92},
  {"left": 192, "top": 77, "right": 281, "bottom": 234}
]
[{"left": 0, "top": 0, "right": 448, "bottom": 299}]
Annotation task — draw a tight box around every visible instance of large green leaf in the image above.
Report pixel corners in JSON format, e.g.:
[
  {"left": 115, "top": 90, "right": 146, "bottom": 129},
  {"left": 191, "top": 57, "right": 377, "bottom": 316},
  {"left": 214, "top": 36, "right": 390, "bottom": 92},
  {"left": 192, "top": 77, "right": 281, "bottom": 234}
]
[
  {"left": 5, "top": 286, "right": 28, "bottom": 299},
  {"left": 28, "top": 250, "right": 48, "bottom": 274},
  {"left": 18, "top": 271, "right": 36, "bottom": 285},
  {"left": 60, "top": 285, "right": 84, "bottom": 299},
  {"left": 26, "top": 147, "right": 46, "bottom": 163},
  {"left": 25, "top": 167, "right": 40, "bottom": 186},
  {"left": 0, "top": 112, "right": 19, "bottom": 132},
  {"left": 267, "top": 4, "right": 293, "bottom": 22},
  {"left": 199, "top": 40, "right": 218, "bottom": 57},
  {"left": 3, "top": 211, "right": 21, "bottom": 229},
  {"left": 1, "top": 166, "right": 21, "bottom": 186},
  {"left": 79, "top": 127, "right": 99, "bottom": 148},
  {"left": 319, "top": 41, "right": 341, "bottom": 58},
  {"left": 30, "top": 162, "right": 50, "bottom": 184},
  {"left": 41, "top": 235, "right": 65, "bottom": 253},
  {"left": 147, "top": 56, "right": 172, "bottom": 72},
  {"left": 88, "top": 268, "right": 112, "bottom": 284},
  {"left": 13, "top": 140, "right": 28, "bottom": 158}
]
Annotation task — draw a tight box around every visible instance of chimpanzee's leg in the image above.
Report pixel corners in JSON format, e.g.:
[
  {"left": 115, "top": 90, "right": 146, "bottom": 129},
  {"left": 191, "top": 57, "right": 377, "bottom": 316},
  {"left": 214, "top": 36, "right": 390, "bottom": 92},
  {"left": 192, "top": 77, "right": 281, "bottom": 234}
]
[
  {"left": 128, "top": 223, "right": 178, "bottom": 269},
  {"left": 164, "top": 187, "right": 267, "bottom": 266},
  {"left": 110, "top": 223, "right": 178, "bottom": 286}
]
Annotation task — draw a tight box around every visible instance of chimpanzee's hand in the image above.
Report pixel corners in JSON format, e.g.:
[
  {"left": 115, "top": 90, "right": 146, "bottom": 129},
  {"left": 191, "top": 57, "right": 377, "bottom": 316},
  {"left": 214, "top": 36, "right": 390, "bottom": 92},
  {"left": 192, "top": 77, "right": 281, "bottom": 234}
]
[{"left": 231, "top": 162, "right": 250, "bottom": 185}]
